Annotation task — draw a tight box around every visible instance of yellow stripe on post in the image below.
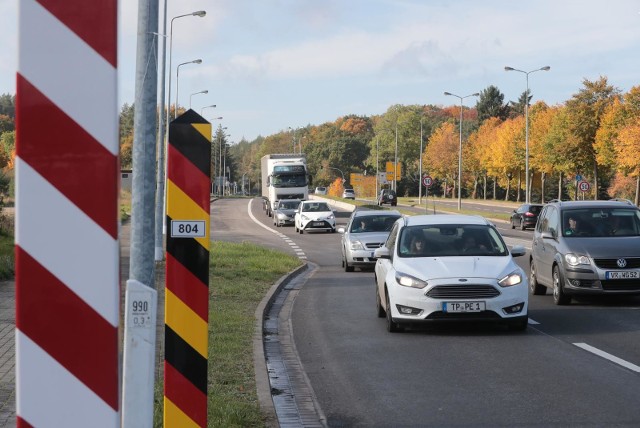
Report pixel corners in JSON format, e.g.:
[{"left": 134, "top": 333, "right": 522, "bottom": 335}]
[
  {"left": 165, "top": 289, "right": 208, "bottom": 357},
  {"left": 166, "top": 180, "right": 210, "bottom": 249}
]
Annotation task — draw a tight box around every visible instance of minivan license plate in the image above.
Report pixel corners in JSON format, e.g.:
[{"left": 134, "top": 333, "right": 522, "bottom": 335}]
[
  {"left": 443, "top": 301, "right": 485, "bottom": 313},
  {"left": 606, "top": 271, "right": 639, "bottom": 280}
]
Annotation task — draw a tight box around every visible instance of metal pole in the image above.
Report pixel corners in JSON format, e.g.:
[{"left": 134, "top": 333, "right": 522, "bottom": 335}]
[
  {"left": 419, "top": 118, "right": 423, "bottom": 205},
  {"left": 458, "top": 98, "right": 463, "bottom": 211},
  {"left": 525, "top": 73, "right": 530, "bottom": 204},
  {"left": 375, "top": 137, "right": 379, "bottom": 199},
  {"left": 153, "top": 0, "right": 167, "bottom": 262},
  {"left": 394, "top": 122, "right": 398, "bottom": 192}
]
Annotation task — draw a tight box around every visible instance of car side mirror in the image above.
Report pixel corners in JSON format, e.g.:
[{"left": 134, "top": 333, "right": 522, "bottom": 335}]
[
  {"left": 541, "top": 231, "right": 555, "bottom": 240},
  {"left": 374, "top": 246, "right": 390, "bottom": 259},
  {"left": 510, "top": 245, "right": 526, "bottom": 257}
]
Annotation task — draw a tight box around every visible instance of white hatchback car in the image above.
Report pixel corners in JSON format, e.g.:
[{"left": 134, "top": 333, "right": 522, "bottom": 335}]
[
  {"left": 374, "top": 215, "right": 529, "bottom": 332},
  {"left": 294, "top": 200, "right": 336, "bottom": 233}
]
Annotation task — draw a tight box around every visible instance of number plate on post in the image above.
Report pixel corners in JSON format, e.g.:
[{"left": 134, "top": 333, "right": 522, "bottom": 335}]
[
  {"left": 443, "top": 301, "right": 485, "bottom": 313},
  {"left": 171, "top": 220, "right": 206, "bottom": 238}
]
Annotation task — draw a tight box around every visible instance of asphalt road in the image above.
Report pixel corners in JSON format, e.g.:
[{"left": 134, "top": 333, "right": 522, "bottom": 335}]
[{"left": 214, "top": 197, "right": 640, "bottom": 427}]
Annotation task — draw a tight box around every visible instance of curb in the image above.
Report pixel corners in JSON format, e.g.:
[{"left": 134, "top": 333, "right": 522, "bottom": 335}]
[{"left": 253, "top": 262, "right": 309, "bottom": 427}]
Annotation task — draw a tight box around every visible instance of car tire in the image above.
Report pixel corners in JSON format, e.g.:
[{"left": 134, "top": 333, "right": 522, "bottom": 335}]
[
  {"left": 385, "top": 289, "right": 402, "bottom": 333},
  {"left": 299, "top": 227, "right": 304, "bottom": 234},
  {"left": 511, "top": 220, "right": 515, "bottom": 230},
  {"left": 508, "top": 316, "right": 528, "bottom": 332},
  {"left": 376, "top": 285, "right": 385, "bottom": 318},
  {"left": 345, "top": 259, "right": 354, "bottom": 272},
  {"left": 553, "top": 265, "right": 571, "bottom": 305},
  {"left": 529, "top": 259, "right": 546, "bottom": 295},
  {"left": 520, "top": 219, "right": 526, "bottom": 230}
]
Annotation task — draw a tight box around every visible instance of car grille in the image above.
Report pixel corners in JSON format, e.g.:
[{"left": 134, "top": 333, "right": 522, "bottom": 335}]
[
  {"left": 594, "top": 258, "right": 640, "bottom": 269},
  {"left": 365, "top": 242, "right": 384, "bottom": 249},
  {"left": 426, "top": 285, "right": 500, "bottom": 299},
  {"left": 601, "top": 280, "right": 640, "bottom": 291}
]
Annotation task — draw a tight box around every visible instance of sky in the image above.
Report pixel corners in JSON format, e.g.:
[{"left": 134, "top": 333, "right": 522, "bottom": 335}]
[{"left": 2, "top": 0, "right": 639, "bottom": 143}]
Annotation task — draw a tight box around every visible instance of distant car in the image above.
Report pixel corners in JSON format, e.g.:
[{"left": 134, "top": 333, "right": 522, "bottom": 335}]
[
  {"left": 510, "top": 203, "right": 543, "bottom": 230},
  {"left": 378, "top": 189, "right": 397, "bottom": 206},
  {"left": 530, "top": 199, "right": 640, "bottom": 305},
  {"left": 314, "top": 186, "right": 327, "bottom": 195},
  {"left": 338, "top": 209, "right": 402, "bottom": 272},
  {"left": 342, "top": 188, "right": 356, "bottom": 200},
  {"left": 374, "top": 214, "right": 529, "bottom": 332},
  {"left": 273, "top": 199, "right": 301, "bottom": 227},
  {"left": 294, "top": 200, "right": 336, "bottom": 233}
]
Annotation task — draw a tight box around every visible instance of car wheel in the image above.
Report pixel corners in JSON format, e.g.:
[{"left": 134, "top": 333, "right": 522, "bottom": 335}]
[
  {"left": 299, "top": 227, "right": 304, "bottom": 234},
  {"left": 529, "top": 259, "right": 546, "bottom": 295},
  {"left": 345, "top": 259, "right": 354, "bottom": 272},
  {"left": 376, "top": 285, "right": 385, "bottom": 318},
  {"left": 385, "top": 289, "right": 402, "bottom": 333},
  {"left": 520, "top": 219, "right": 526, "bottom": 231},
  {"left": 508, "top": 316, "right": 528, "bottom": 332},
  {"left": 552, "top": 265, "right": 571, "bottom": 305},
  {"left": 511, "top": 219, "right": 515, "bottom": 229}
]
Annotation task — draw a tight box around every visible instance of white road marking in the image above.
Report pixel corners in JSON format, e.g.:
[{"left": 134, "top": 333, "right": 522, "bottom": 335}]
[
  {"left": 247, "top": 199, "right": 307, "bottom": 260},
  {"left": 573, "top": 343, "right": 640, "bottom": 373},
  {"left": 528, "top": 318, "right": 540, "bottom": 325}
]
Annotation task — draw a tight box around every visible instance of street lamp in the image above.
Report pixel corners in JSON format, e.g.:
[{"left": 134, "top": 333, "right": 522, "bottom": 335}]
[
  {"left": 504, "top": 65, "right": 551, "bottom": 203},
  {"left": 201, "top": 104, "right": 216, "bottom": 115},
  {"left": 157, "top": 9, "right": 206, "bottom": 253},
  {"left": 325, "top": 166, "right": 345, "bottom": 183},
  {"left": 444, "top": 91, "right": 480, "bottom": 210},
  {"left": 175, "top": 59, "right": 202, "bottom": 118},
  {"left": 189, "top": 89, "right": 208, "bottom": 109}
]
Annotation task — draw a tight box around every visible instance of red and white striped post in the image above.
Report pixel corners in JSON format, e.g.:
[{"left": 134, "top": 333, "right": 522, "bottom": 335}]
[{"left": 16, "top": 0, "right": 120, "bottom": 426}]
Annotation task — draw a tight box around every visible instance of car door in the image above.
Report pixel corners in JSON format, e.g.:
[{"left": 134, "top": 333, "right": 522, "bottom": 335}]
[
  {"left": 534, "top": 206, "right": 558, "bottom": 286},
  {"left": 375, "top": 223, "right": 400, "bottom": 303}
]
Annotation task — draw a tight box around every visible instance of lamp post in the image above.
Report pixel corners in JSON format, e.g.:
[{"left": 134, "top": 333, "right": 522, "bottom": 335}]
[
  {"left": 375, "top": 136, "right": 379, "bottom": 199},
  {"left": 418, "top": 117, "right": 424, "bottom": 205},
  {"left": 288, "top": 127, "right": 297, "bottom": 153},
  {"left": 201, "top": 104, "right": 216, "bottom": 115},
  {"left": 189, "top": 89, "right": 208, "bottom": 109},
  {"left": 504, "top": 65, "right": 551, "bottom": 204},
  {"left": 175, "top": 59, "right": 202, "bottom": 118},
  {"left": 444, "top": 91, "right": 480, "bottom": 210},
  {"left": 326, "top": 166, "right": 345, "bottom": 184},
  {"left": 157, "top": 9, "right": 206, "bottom": 255}
]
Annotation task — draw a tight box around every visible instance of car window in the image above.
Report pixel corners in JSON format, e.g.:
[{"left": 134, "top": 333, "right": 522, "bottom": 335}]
[
  {"left": 398, "top": 225, "right": 508, "bottom": 257},
  {"left": 529, "top": 205, "right": 542, "bottom": 214},
  {"left": 385, "top": 223, "right": 400, "bottom": 255},
  {"left": 562, "top": 208, "right": 640, "bottom": 237},
  {"left": 350, "top": 215, "right": 400, "bottom": 233}
]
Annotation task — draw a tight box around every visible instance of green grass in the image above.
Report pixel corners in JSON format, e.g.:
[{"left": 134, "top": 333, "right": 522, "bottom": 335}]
[
  {"left": 154, "top": 241, "right": 302, "bottom": 427},
  {"left": 0, "top": 212, "right": 14, "bottom": 280}
]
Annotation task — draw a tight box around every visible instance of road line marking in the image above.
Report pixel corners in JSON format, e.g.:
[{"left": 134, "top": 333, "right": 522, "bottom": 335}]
[
  {"left": 528, "top": 318, "right": 540, "bottom": 325},
  {"left": 247, "top": 200, "right": 307, "bottom": 260},
  {"left": 573, "top": 343, "right": 640, "bottom": 373}
]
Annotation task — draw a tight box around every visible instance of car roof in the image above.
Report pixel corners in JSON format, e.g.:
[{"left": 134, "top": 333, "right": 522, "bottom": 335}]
[
  {"left": 352, "top": 209, "right": 401, "bottom": 218},
  {"left": 546, "top": 200, "right": 638, "bottom": 210},
  {"left": 404, "top": 214, "right": 491, "bottom": 227}
]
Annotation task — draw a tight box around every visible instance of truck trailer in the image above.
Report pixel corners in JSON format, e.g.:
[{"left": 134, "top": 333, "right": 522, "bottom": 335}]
[{"left": 261, "top": 154, "right": 309, "bottom": 217}]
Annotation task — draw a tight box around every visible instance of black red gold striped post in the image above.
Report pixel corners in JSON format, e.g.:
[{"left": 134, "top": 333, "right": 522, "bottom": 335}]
[{"left": 164, "top": 110, "right": 211, "bottom": 427}]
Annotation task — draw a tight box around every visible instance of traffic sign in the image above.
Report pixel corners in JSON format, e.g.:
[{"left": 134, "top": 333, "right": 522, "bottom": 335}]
[
  {"left": 422, "top": 175, "right": 433, "bottom": 187},
  {"left": 578, "top": 180, "right": 590, "bottom": 192},
  {"left": 576, "top": 174, "right": 583, "bottom": 181}
]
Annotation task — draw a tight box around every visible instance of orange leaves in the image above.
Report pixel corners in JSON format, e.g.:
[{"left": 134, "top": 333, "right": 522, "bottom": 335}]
[{"left": 328, "top": 177, "right": 345, "bottom": 197}]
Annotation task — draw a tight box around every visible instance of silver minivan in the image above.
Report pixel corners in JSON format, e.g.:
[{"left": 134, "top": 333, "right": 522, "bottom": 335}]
[{"left": 530, "top": 199, "right": 640, "bottom": 305}]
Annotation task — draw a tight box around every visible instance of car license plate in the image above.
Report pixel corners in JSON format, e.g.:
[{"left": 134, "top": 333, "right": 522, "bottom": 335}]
[
  {"left": 313, "top": 221, "right": 324, "bottom": 226},
  {"left": 606, "top": 271, "right": 639, "bottom": 279},
  {"left": 442, "top": 301, "right": 485, "bottom": 313}
]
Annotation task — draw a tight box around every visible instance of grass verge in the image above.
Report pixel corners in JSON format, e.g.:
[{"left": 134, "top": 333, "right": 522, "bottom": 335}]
[{"left": 154, "top": 241, "right": 302, "bottom": 427}]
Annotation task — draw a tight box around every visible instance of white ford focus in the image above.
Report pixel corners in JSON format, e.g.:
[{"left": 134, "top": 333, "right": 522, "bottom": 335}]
[{"left": 374, "top": 215, "right": 529, "bottom": 332}]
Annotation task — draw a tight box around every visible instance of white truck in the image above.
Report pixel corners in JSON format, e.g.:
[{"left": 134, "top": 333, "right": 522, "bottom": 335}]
[{"left": 261, "top": 154, "right": 310, "bottom": 217}]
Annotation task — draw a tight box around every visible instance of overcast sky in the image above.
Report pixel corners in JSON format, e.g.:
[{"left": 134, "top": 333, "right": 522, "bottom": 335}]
[{"left": 2, "top": 0, "right": 639, "bottom": 142}]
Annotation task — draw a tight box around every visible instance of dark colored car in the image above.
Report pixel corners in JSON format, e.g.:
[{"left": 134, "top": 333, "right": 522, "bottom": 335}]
[
  {"left": 378, "top": 189, "right": 397, "bottom": 206},
  {"left": 530, "top": 199, "right": 640, "bottom": 305},
  {"left": 510, "top": 203, "right": 543, "bottom": 230}
]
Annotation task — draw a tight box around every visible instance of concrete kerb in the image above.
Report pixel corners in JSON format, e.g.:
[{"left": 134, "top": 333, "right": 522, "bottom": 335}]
[{"left": 253, "top": 262, "right": 309, "bottom": 427}]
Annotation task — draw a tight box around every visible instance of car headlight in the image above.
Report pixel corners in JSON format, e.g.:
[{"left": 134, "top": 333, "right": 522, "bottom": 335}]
[
  {"left": 277, "top": 213, "right": 287, "bottom": 219},
  {"left": 327, "top": 214, "right": 335, "bottom": 220},
  {"left": 349, "top": 240, "right": 364, "bottom": 251},
  {"left": 395, "top": 272, "right": 428, "bottom": 289},
  {"left": 565, "top": 253, "right": 590, "bottom": 267},
  {"left": 498, "top": 270, "right": 523, "bottom": 287}
]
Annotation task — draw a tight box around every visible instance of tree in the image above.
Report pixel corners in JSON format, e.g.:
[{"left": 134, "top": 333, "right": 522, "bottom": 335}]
[
  {"left": 425, "top": 122, "right": 459, "bottom": 197},
  {"left": 0, "top": 94, "right": 15, "bottom": 119},
  {"left": 508, "top": 90, "right": 532, "bottom": 119},
  {"left": 476, "top": 85, "right": 509, "bottom": 122},
  {"left": 564, "top": 76, "right": 621, "bottom": 198}
]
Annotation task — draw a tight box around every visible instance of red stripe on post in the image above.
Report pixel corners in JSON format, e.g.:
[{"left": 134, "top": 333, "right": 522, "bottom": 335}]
[
  {"left": 16, "top": 76, "right": 118, "bottom": 239},
  {"left": 167, "top": 144, "right": 211, "bottom": 212},
  {"left": 164, "top": 362, "right": 207, "bottom": 428},
  {"left": 166, "top": 253, "right": 209, "bottom": 321},
  {"left": 35, "top": 0, "right": 117, "bottom": 66},
  {"left": 15, "top": 247, "right": 119, "bottom": 410}
]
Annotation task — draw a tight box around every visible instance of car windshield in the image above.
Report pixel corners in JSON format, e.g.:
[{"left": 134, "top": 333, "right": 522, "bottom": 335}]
[
  {"left": 303, "top": 202, "right": 330, "bottom": 212},
  {"left": 279, "top": 201, "right": 300, "bottom": 210},
  {"left": 398, "top": 224, "right": 508, "bottom": 257},
  {"left": 350, "top": 215, "right": 400, "bottom": 233},
  {"left": 562, "top": 208, "right": 640, "bottom": 237}
]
